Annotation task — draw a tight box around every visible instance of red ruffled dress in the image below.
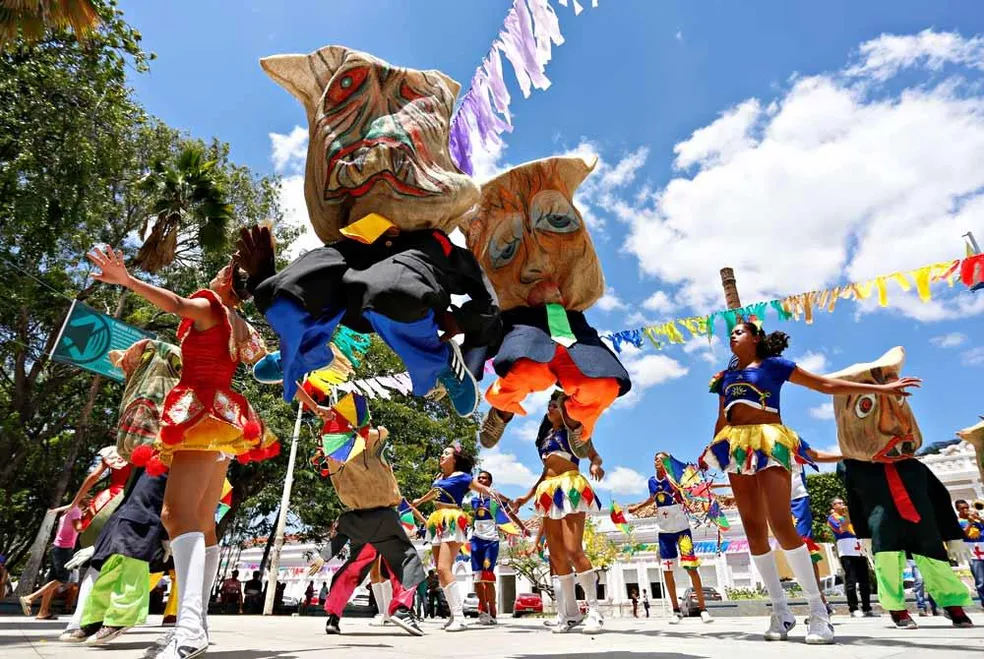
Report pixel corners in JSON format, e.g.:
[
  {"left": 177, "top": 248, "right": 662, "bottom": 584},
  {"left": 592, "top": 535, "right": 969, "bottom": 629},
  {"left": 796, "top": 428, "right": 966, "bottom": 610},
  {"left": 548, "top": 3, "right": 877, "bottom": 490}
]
[{"left": 156, "top": 290, "right": 278, "bottom": 465}]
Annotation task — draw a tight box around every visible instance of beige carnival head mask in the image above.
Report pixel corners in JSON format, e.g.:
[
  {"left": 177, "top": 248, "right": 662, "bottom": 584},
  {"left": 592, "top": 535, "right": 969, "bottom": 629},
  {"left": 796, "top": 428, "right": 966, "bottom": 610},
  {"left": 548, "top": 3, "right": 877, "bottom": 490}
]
[
  {"left": 827, "top": 347, "right": 922, "bottom": 462},
  {"left": 956, "top": 417, "right": 984, "bottom": 485},
  {"left": 260, "top": 45, "right": 478, "bottom": 242},
  {"left": 465, "top": 156, "right": 604, "bottom": 312}
]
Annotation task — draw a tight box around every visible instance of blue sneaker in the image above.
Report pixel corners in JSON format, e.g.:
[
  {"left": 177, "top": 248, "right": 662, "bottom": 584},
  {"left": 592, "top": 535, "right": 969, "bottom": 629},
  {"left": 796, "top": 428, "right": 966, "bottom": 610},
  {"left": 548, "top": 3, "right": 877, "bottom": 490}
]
[
  {"left": 437, "top": 341, "right": 479, "bottom": 417},
  {"left": 253, "top": 351, "right": 284, "bottom": 384}
]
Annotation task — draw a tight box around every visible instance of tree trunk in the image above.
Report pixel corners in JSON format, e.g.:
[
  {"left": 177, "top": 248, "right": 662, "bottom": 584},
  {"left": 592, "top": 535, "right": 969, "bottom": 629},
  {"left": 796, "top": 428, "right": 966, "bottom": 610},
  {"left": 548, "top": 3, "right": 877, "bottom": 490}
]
[
  {"left": 258, "top": 503, "right": 281, "bottom": 575},
  {"left": 15, "top": 292, "right": 128, "bottom": 595}
]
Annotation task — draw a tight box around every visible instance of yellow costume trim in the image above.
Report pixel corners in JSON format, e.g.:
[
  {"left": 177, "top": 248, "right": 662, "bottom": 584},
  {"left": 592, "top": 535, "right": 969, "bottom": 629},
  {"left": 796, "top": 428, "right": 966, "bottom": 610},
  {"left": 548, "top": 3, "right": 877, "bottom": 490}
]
[
  {"left": 701, "top": 424, "right": 813, "bottom": 475},
  {"left": 534, "top": 470, "right": 600, "bottom": 519},
  {"left": 426, "top": 508, "right": 472, "bottom": 544}
]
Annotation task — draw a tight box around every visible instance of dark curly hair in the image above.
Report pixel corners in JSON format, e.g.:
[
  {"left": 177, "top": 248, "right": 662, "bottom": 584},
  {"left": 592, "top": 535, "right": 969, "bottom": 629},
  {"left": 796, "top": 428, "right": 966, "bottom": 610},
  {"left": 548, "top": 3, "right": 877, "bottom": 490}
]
[
  {"left": 230, "top": 265, "right": 252, "bottom": 303},
  {"left": 737, "top": 321, "right": 790, "bottom": 359},
  {"left": 451, "top": 448, "right": 476, "bottom": 474}
]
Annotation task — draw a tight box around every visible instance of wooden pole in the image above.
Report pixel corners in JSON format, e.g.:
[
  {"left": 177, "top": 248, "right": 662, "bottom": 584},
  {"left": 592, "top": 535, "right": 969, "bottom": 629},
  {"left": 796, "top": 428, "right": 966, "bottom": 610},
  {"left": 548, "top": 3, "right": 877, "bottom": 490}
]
[{"left": 719, "top": 267, "right": 743, "bottom": 311}]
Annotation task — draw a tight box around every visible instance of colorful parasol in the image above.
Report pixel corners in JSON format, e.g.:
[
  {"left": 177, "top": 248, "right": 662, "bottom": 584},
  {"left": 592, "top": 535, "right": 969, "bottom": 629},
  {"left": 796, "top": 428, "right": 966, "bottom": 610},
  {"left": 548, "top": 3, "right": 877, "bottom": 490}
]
[
  {"left": 490, "top": 499, "right": 522, "bottom": 536},
  {"left": 310, "top": 393, "right": 372, "bottom": 477},
  {"left": 398, "top": 499, "right": 417, "bottom": 536},
  {"left": 660, "top": 452, "right": 730, "bottom": 531},
  {"left": 610, "top": 500, "right": 631, "bottom": 535}
]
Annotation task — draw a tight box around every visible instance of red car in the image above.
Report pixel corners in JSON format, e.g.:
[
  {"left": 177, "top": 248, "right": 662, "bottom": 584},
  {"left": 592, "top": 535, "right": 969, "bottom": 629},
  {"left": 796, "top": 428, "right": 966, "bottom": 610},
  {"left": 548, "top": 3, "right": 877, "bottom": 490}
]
[{"left": 513, "top": 592, "right": 544, "bottom": 617}]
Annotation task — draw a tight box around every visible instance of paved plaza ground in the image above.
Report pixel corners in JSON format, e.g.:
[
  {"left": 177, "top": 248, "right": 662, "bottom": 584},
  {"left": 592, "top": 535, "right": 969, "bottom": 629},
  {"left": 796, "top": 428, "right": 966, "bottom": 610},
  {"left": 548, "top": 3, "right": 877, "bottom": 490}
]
[{"left": 2, "top": 613, "right": 983, "bottom": 659}]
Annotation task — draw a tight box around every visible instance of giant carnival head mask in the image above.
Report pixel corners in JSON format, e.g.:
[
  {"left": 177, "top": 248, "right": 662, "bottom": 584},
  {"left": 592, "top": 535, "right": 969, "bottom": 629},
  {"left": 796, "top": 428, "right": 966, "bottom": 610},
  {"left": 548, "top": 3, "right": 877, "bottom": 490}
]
[
  {"left": 826, "top": 347, "right": 923, "bottom": 463},
  {"left": 109, "top": 339, "right": 182, "bottom": 462},
  {"left": 260, "top": 45, "right": 478, "bottom": 242},
  {"left": 465, "top": 156, "right": 604, "bottom": 311},
  {"left": 956, "top": 417, "right": 984, "bottom": 485}
]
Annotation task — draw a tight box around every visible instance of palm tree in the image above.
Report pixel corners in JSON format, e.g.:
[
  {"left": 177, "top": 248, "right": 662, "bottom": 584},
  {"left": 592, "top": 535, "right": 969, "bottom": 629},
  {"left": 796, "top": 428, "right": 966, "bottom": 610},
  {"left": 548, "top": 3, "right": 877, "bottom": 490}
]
[
  {"left": 0, "top": 0, "right": 100, "bottom": 49},
  {"left": 135, "top": 146, "right": 235, "bottom": 273}
]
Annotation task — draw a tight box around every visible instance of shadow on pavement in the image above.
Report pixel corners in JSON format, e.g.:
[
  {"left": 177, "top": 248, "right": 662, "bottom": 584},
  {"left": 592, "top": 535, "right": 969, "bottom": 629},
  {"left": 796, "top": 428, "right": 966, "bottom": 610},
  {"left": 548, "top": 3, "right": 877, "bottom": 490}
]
[{"left": 625, "top": 627, "right": 979, "bottom": 652}]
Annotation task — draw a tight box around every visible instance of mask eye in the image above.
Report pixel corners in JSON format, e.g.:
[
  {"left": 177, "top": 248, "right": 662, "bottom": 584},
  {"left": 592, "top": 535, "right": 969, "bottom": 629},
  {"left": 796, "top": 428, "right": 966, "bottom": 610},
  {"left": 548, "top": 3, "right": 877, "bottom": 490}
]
[
  {"left": 325, "top": 66, "right": 369, "bottom": 107},
  {"left": 534, "top": 213, "right": 579, "bottom": 234},
  {"left": 489, "top": 237, "right": 519, "bottom": 268},
  {"left": 855, "top": 394, "right": 876, "bottom": 418}
]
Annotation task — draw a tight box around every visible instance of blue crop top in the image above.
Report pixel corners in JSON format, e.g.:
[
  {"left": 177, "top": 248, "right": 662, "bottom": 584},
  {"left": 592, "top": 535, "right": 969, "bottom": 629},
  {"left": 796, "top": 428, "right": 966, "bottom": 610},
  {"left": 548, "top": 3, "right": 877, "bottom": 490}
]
[
  {"left": 536, "top": 427, "right": 578, "bottom": 466},
  {"left": 432, "top": 472, "right": 473, "bottom": 507},
  {"left": 647, "top": 476, "right": 683, "bottom": 507},
  {"left": 709, "top": 357, "right": 796, "bottom": 416}
]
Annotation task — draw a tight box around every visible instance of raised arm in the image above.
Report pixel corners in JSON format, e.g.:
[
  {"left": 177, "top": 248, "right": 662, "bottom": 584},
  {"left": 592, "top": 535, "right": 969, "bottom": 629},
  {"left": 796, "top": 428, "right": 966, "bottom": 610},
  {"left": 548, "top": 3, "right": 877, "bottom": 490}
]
[
  {"left": 411, "top": 488, "right": 439, "bottom": 510},
  {"left": 805, "top": 447, "right": 843, "bottom": 464},
  {"left": 789, "top": 367, "right": 921, "bottom": 398},
  {"left": 627, "top": 494, "right": 656, "bottom": 516},
  {"left": 587, "top": 445, "right": 605, "bottom": 481},
  {"left": 66, "top": 461, "right": 108, "bottom": 510},
  {"left": 86, "top": 246, "right": 213, "bottom": 325}
]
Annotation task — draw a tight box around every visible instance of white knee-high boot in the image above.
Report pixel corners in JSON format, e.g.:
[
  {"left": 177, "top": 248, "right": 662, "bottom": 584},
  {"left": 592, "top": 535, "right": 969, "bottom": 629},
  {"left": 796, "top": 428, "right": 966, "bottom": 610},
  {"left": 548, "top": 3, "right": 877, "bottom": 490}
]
[
  {"left": 443, "top": 581, "right": 467, "bottom": 632},
  {"left": 576, "top": 570, "right": 603, "bottom": 634},
  {"left": 66, "top": 567, "right": 99, "bottom": 632},
  {"left": 170, "top": 532, "right": 207, "bottom": 643},
  {"left": 784, "top": 544, "right": 834, "bottom": 644}
]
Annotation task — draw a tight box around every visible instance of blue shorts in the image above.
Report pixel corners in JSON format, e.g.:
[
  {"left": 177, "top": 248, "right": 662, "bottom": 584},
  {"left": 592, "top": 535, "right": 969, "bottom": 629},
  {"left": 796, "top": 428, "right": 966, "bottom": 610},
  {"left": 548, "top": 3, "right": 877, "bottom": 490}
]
[
  {"left": 791, "top": 496, "right": 813, "bottom": 539},
  {"left": 657, "top": 529, "right": 699, "bottom": 569},
  {"left": 470, "top": 537, "right": 499, "bottom": 581}
]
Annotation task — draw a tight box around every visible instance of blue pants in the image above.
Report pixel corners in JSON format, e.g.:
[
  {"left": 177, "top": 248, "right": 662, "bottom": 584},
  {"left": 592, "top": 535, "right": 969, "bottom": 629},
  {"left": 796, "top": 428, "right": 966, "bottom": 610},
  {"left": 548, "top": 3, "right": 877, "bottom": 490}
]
[
  {"left": 264, "top": 298, "right": 449, "bottom": 400},
  {"left": 971, "top": 559, "right": 984, "bottom": 608},
  {"left": 470, "top": 538, "right": 500, "bottom": 582}
]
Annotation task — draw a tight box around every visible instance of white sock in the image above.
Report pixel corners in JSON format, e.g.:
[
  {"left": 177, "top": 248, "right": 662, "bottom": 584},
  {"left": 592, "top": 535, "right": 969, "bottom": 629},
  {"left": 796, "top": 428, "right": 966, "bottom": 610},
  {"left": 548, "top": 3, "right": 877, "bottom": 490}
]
[
  {"left": 784, "top": 544, "right": 826, "bottom": 616},
  {"left": 202, "top": 545, "right": 220, "bottom": 636},
  {"left": 171, "top": 531, "right": 206, "bottom": 640},
  {"left": 379, "top": 579, "right": 393, "bottom": 618},
  {"left": 443, "top": 582, "right": 463, "bottom": 620},
  {"left": 557, "top": 573, "right": 578, "bottom": 621},
  {"left": 371, "top": 582, "right": 385, "bottom": 617},
  {"left": 67, "top": 567, "right": 99, "bottom": 631},
  {"left": 576, "top": 570, "right": 600, "bottom": 613},
  {"left": 752, "top": 552, "right": 789, "bottom": 614}
]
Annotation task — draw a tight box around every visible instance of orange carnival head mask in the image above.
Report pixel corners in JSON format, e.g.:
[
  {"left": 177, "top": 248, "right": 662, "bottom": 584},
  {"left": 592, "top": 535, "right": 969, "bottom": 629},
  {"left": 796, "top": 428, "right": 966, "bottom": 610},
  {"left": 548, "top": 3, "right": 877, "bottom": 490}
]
[
  {"left": 465, "top": 156, "right": 604, "bottom": 312},
  {"left": 260, "top": 45, "right": 478, "bottom": 242},
  {"left": 826, "top": 347, "right": 922, "bottom": 463}
]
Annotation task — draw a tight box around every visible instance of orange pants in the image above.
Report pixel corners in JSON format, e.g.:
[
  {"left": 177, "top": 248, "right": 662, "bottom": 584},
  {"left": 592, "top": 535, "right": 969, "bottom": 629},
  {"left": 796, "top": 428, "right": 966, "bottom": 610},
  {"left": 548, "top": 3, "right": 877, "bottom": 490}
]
[{"left": 485, "top": 346, "right": 619, "bottom": 440}]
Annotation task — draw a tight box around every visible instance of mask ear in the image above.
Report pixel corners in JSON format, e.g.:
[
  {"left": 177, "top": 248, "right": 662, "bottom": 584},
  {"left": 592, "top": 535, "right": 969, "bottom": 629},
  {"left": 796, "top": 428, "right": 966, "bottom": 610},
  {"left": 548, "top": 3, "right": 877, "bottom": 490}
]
[
  {"left": 553, "top": 155, "right": 597, "bottom": 193},
  {"left": 260, "top": 45, "right": 350, "bottom": 114}
]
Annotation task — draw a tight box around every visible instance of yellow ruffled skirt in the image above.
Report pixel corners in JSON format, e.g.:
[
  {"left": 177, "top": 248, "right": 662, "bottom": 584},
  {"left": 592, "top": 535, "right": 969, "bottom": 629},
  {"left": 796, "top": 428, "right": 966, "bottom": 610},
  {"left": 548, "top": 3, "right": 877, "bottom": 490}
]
[
  {"left": 700, "top": 424, "right": 814, "bottom": 476},
  {"left": 426, "top": 507, "right": 471, "bottom": 545},
  {"left": 534, "top": 470, "right": 601, "bottom": 519}
]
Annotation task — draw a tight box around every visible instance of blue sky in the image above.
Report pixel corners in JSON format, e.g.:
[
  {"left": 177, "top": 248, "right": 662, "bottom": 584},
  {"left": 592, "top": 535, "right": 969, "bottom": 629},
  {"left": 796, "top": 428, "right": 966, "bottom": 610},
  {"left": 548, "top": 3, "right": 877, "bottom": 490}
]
[{"left": 120, "top": 1, "right": 984, "bottom": 502}]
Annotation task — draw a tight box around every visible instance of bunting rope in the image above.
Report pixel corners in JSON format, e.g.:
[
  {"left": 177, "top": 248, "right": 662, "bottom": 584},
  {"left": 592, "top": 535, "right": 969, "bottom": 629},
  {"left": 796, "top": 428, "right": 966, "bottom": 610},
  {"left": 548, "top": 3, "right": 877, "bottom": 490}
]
[{"left": 604, "top": 254, "right": 984, "bottom": 354}]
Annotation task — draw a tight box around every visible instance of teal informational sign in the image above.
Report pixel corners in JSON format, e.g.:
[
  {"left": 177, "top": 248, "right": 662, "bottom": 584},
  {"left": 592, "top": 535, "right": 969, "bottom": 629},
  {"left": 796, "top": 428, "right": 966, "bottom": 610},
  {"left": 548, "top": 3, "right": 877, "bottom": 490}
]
[{"left": 51, "top": 301, "right": 155, "bottom": 382}]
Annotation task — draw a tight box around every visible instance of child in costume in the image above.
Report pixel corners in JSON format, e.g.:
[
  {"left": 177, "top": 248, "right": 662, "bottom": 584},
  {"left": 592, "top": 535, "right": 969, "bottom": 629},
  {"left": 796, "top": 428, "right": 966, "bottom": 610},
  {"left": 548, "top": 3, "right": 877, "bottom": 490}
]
[
  {"left": 411, "top": 445, "right": 498, "bottom": 632},
  {"left": 827, "top": 498, "right": 874, "bottom": 618},
  {"left": 469, "top": 469, "right": 525, "bottom": 625},
  {"left": 955, "top": 500, "right": 984, "bottom": 608},
  {"left": 236, "top": 45, "right": 500, "bottom": 418},
  {"left": 702, "top": 322, "right": 918, "bottom": 644},
  {"left": 827, "top": 347, "right": 974, "bottom": 629},
  {"left": 86, "top": 247, "right": 276, "bottom": 659},
  {"left": 629, "top": 452, "right": 713, "bottom": 624},
  {"left": 465, "top": 157, "right": 630, "bottom": 453},
  {"left": 513, "top": 391, "right": 605, "bottom": 635},
  {"left": 59, "top": 339, "right": 182, "bottom": 646}
]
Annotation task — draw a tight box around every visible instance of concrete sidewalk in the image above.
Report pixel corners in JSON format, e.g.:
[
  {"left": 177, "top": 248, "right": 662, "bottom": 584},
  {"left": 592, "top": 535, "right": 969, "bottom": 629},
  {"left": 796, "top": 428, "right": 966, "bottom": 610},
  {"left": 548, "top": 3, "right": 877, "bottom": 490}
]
[{"left": 2, "top": 612, "right": 982, "bottom": 658}]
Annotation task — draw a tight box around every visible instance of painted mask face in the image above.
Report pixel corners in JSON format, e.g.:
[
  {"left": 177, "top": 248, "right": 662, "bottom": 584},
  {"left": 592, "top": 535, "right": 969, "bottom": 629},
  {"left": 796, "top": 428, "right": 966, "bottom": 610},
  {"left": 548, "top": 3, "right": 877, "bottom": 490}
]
[
  {"left": 956, "top": 418, "right": 984, "bottom": 484},
  {"left": 111, "top": 339, "right": 182, "bottom": 461},
  {"left": 827, "top": 347, "right": 922, "bottom": 462},
  {"left": 260, "top": 46, "right": 478, "bottom": 242},
  {"left": 465, "top": 156, "right": 604, "bottom": 311}
]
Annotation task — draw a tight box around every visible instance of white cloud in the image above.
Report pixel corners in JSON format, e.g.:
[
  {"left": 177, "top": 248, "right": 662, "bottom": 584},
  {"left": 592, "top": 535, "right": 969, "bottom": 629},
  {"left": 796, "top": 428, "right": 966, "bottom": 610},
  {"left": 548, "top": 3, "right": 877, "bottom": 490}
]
[
  {"left": 623, "top": 352, "right": 689, "bottom": 388},
  {"left": 642, "top": 290, "right": 678, "bottom": 314},
  {"left": 931, "top": 332, "right": 968, "bottom": 348},
  {"left": 270, "top": 125, "right": 308, "bottom": 173},
  {"left": 675, "top": 30, "right": 684, "bottom": 43},
  {"left": 961, "top": 346, "right": 984, "bottom": 366},
  {"left": 593, "top": 466, "right": 648, "bottom": 495},
  {"left": 793, "top": 350, "right": 828, "bottom": 373},
  {"left": 809, "top": 402, "right": 835, "bottom": 420},
  {"left": 596, "top": 287, "right": 627, "bottom": 312},
  {"left": 477, "top": 449, "right": 538, "bottom": 487},
  {"left": 846, "top": 29, "right": 984, "bottom": 81},
  {"left": 600, "top": 147, "right": 649, "bottom": 188},
  {"left": 683, "top": 334, "right": 723, "bottom": 365},
  {"left": 616, "top": 29, "right": 984, "bottom": 324}
]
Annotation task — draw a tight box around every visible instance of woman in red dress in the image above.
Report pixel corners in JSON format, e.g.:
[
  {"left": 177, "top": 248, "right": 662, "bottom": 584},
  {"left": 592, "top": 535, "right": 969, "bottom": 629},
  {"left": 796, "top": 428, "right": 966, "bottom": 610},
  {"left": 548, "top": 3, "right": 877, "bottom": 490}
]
[{"left": 86, "top": 246, "right": 276, "bottom": 659}]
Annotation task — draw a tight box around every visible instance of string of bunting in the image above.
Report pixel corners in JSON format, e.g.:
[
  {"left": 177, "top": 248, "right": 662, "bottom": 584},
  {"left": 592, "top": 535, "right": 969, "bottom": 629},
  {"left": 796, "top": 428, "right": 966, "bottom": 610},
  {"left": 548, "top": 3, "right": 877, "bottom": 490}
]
[{"left": 604, "top": 254, "right": 984, "bottom": 354}]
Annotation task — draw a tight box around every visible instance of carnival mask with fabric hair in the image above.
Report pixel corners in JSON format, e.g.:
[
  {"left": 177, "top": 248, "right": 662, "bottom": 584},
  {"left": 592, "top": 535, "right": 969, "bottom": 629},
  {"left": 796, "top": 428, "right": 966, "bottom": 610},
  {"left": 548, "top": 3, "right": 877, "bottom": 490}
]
[
  {"left": 109, "top": 339, "right": 182, "bottom": 462},
  {"left": 465, "top": 156, "right": 603, "bottom": 311},
  {"left": 260, "top": 45, "right": 478, "bottom": 242},
  {"left": 956, "top": 417, "right": 984, "bottom": 484},
  {"left": 826, "top": 347, "right": 922, "bottom": 463}
]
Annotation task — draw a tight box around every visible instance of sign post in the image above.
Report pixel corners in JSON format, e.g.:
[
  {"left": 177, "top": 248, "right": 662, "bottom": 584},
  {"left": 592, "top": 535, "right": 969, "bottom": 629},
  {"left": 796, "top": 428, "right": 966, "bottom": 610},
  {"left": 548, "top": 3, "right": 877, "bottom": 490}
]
[{"left": 50, "top": 301, "right": 154, "bottom": 381}]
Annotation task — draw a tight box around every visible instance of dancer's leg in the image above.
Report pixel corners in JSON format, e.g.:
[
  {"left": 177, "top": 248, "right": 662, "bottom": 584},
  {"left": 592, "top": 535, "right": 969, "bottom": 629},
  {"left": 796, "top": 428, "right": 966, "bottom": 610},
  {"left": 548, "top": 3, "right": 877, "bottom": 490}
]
[
  {"left": 485, "top": 360, "right": 556, "bottom": 416},
  {"left": 873, "top": 552, "right": 907, "bottom": 611},
  {"left": 914, "top": 554, "right": 973, "bottom": 608}
]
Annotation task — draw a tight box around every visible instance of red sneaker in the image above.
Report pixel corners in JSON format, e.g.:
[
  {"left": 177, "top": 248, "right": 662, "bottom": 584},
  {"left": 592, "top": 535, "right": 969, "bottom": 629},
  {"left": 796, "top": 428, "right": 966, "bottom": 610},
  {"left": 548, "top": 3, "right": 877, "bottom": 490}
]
[
  {"left": 889, "top": 610, "right": 917, "bottom": 629},
  {"left": 944, "top": 606, "right": 974, "bottom": 628}
]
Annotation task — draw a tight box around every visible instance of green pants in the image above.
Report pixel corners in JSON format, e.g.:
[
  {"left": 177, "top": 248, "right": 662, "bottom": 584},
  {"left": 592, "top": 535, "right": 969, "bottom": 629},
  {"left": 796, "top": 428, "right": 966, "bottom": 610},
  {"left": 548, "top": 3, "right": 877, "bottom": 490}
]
[
  {"left": 81, "top": 554, "right": 150, "bottom": 628},
  {"left": 874, "top": 551, "right": 972, "bottom": 611}
]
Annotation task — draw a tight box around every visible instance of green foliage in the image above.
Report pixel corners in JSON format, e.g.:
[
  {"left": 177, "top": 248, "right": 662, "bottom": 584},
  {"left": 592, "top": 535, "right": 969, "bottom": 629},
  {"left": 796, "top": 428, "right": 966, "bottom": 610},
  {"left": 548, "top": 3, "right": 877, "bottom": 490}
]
[
  {"left": 805, "top": 471, "right": 847, "bottom": 543},
  {"left": 724, "top": 586, "right": 767, "bottom": 600}
]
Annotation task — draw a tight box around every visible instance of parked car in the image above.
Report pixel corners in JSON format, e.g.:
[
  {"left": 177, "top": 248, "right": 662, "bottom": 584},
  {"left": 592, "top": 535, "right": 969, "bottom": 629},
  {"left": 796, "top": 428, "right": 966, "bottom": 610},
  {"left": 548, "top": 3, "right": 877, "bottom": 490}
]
[
  {"left": 463, "top": 592, "right": 481, "bottom": 618},
  {"left": 679, "top": 587, "right": 723, "bottom": 617},
  {"left": 513, "top": 592, "right": 544, "bottom": 617}
]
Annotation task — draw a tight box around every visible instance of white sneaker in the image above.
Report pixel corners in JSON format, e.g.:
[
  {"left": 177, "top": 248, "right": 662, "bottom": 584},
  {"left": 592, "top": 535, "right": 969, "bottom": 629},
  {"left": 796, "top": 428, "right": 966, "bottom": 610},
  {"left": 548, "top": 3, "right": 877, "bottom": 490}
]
[
  {"left": 478, "top": 612, "right": 494, "bottom": 626},
  {"left": 368, "top": 613, "right": 389, "bottom": 627},
  {"left": 805, "top": 615, "right": 835, "bottom": 645},
  {"left": 669, "top": 612, "right": 682, "bottom": 625},
  {"left": 156, "top": 630, "right": 208, "bottom": 659},
  {"left": 700, "top": 610, "right": 714, "bottom": 623},
  {"left": 552, "top": 619, "right": 580, "bottom": 634},
  {"left": 441, "top": 617, "right": 452, "bottom": 630},
  {"left": 851, "top": 610, "right": 864, "bottom": 619},
  {"left": 581, "top": 610, "right": 604, "bottom": 634},
  {"left": 764, "top": 611, "right": 797, "bottom": 641},
  {"left": 445, "top": 618, "right": 468, "bottom": 632}
]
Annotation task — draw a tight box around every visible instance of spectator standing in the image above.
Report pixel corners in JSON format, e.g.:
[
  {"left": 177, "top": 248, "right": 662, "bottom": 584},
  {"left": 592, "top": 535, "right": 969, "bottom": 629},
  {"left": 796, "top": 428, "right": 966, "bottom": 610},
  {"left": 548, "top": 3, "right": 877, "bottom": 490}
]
[
  {"left": 956, "top": 499, "right": 984, "bottom": 609},
  {"left": 318, "top": 581, "right": 329, "bottom": 606},
  {"left": 827, "top": 498, "right": 874, "bottom": 618},
  {"left": 426, "top": 569, "right": 440, "bottom": 618},
  {"left": 19, "top": 504, "right": 83, "bottom": 619},
  {"left": 243, "top": 571, "right": 264, "bottom": 614},
  {"left": 642, "top": 589, "right": 650, "bottom": 618}
]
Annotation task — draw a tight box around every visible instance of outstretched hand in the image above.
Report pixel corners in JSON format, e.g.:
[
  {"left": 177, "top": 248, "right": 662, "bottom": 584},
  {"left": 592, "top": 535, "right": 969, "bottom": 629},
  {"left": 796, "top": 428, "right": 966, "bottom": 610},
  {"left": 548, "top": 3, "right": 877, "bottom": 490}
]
[
  {"left": 86, "top": 246, "right": 130, "bottom": 287},
  {"left": 882, "top": 376, "right": 922, "bottom": 397},
  {"left": 235, "top": 225, "right": 276, "bottom": 280}
]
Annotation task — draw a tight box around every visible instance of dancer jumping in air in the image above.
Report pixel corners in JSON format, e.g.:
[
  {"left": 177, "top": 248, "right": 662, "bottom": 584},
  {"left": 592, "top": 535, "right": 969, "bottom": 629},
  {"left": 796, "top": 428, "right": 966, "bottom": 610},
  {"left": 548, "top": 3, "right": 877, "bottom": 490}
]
[
  {"left": 513, "top": 391, "right": 605, "bottom": 635},
  {"left": 702, "top": 322, "right": 918, "bottom": 644},
  {"left": 86, "top": 246, "right": 277, "bottom": 659}
]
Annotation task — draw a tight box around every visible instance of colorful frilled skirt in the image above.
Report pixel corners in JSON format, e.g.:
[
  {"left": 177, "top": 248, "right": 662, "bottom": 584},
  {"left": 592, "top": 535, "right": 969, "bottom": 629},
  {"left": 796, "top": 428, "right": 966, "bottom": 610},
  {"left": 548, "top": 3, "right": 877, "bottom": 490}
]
[
  {"left": 534, "top": 470, "right": 600, "bottom": 520},
  {"left": 157, "top": 384, "right": 279, "bottom": 465},
  {"left": 700, "top": 424, "right": 814, "bottom": 476},
  {"left": 426, "top": 508, "right": 471, "bottom": 545}
]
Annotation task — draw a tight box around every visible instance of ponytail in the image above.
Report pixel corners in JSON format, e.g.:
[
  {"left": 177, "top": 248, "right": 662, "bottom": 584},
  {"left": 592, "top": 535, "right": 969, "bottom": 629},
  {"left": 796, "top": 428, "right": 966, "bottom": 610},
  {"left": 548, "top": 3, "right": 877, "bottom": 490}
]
[{"left": 737, "top": 321, "right": 790, "bottom": 359}]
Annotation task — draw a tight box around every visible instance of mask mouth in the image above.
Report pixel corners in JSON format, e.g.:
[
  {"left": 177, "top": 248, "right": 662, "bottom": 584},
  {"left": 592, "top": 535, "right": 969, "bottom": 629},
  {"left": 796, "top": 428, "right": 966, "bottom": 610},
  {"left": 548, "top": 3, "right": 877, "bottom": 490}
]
[{"left": 873, "top": 434, "right": 919, "bottom": 462}]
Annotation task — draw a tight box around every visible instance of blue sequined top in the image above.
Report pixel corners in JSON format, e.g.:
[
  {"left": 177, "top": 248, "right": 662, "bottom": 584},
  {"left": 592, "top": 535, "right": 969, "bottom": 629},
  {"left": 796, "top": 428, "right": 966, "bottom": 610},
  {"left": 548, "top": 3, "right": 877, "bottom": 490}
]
[
  {"left": 536, "top": 427, "right": 578, "bottom": 466},
  {"left": 432, "top": 472, "right": 473, "bottom": 507},
  {"left": 709, "top": 357, "right": 797, "bottom": 416}
]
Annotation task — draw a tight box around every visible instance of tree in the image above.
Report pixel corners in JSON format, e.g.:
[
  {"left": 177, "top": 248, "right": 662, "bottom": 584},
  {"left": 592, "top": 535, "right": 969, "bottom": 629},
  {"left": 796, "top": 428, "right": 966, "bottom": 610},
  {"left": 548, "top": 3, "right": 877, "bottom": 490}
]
[
  {"left": 0, "top": 0, "right": 101, "bottom": 49},
  {"left": 805, "top": 471, "right": 848, "bottom": 543}
]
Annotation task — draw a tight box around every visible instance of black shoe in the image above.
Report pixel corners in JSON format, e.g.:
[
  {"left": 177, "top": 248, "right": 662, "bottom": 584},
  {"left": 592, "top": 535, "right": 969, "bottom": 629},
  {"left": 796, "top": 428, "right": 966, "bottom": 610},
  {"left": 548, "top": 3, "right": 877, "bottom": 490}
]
[
  {"left": 890, "top": 610, "right": 918, "bottom": 629},
  {"left": 945, "top": 606, "right": 974, "bottom": 628},
  {"left": 389, "top": 607, "right": 424, "bottom": 637},
  {"left": 325, "top": 614, "right": 341, "bottom": 635}
]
